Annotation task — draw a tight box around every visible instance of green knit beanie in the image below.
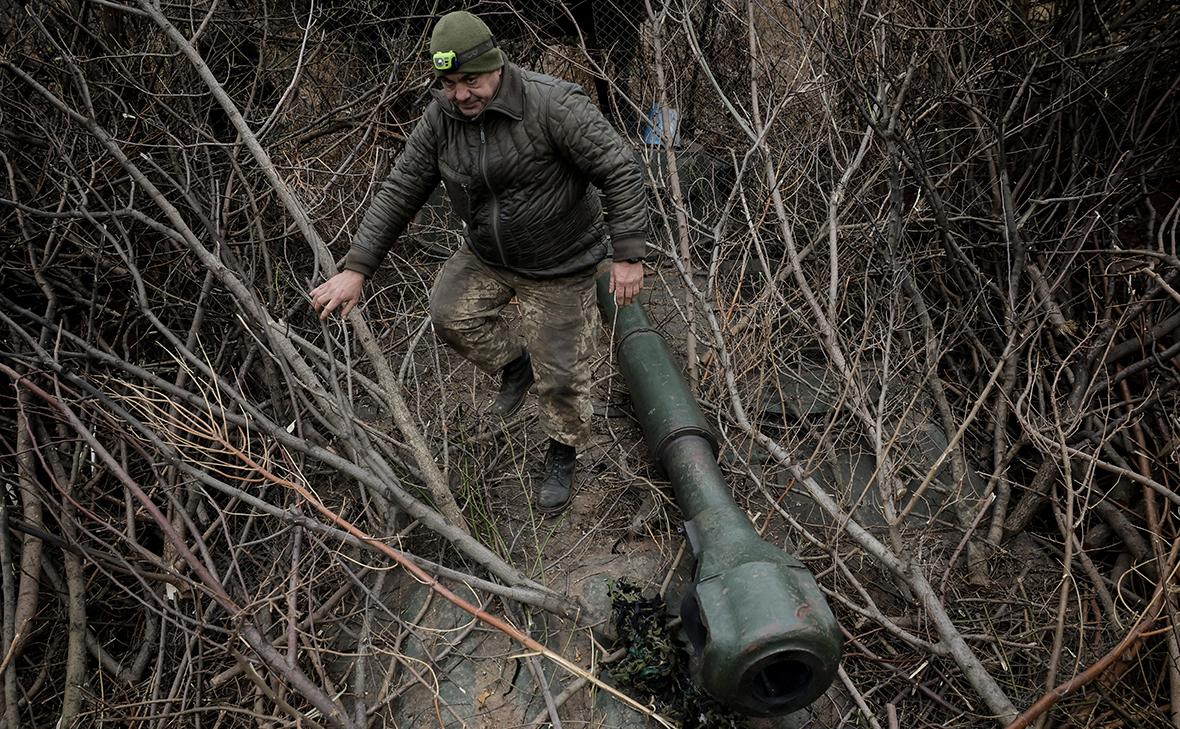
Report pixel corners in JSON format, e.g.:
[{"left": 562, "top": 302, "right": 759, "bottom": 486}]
[{"left": 430, "top": 11, "right": 504, "bottom": 75}]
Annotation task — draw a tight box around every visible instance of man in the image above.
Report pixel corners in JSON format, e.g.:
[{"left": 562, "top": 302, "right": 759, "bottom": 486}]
[{"left": 310, "top": 10, "right": 647, "bottom": 514}]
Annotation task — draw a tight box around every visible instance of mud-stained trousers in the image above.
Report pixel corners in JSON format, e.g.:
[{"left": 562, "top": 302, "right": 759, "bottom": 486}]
[{"left": 428, "top": 245, "right": 600, "bottom": 448}]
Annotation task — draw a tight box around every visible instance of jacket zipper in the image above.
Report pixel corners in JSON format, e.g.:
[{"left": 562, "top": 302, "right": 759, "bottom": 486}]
[{"left": 479, "top": 122, "right": 506, "bottom": 265}]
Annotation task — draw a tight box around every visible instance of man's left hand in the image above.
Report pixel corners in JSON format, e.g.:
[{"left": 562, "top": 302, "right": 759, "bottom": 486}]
[{"left": 610, "top": 260, "right": 644, "bottom": 308}]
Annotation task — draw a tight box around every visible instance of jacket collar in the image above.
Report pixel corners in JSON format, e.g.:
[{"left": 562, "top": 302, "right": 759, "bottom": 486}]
[{"left": 432, "top": 62, "right": 525, "bottom": 122}]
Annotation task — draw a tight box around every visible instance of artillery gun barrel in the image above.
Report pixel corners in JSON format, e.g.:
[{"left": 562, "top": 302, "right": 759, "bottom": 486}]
[{"left": 597, "top": 275, "right": 842, "bottom": 716}]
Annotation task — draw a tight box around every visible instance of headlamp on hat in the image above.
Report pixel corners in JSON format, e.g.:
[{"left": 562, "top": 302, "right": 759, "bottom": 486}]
[
  {"left": 432, "top": 38, "right": 497, "bottom": 73},
  {"left": 433, "top": 50, "right": 458, "bottom": 71}
]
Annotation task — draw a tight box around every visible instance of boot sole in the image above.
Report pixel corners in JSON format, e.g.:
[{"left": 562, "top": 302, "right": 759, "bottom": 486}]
[
  {"left": 537, "top": 472, "right": 575, "bottom": 514},
  {"left": 489, "top": 389, "right": 530, "bottom": 418},
  {"left": 537, "top": 491, "right": 573, "bottom": 514}
]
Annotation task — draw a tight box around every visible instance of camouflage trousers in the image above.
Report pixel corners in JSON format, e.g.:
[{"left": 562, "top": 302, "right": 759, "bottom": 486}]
[{"left": 429, "top": 245, "right": 601, "bottom": 448}]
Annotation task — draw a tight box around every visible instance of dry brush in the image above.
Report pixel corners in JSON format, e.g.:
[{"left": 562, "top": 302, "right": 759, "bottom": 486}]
[{"left": 1, "top": 1, "right": 1178, "bottom": 727}]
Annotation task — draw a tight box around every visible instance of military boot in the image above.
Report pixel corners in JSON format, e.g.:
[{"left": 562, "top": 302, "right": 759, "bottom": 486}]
[
  {"left": 538, "top": 439, "right": 576, "bottom": 513},
  {"left": 489, "top": 351, "right": 534, "bottom": 417}
]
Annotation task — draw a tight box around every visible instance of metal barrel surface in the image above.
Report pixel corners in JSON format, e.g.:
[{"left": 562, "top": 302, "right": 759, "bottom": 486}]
[{"left": 598, "top": 275, "right": 842, "bottom": 716}]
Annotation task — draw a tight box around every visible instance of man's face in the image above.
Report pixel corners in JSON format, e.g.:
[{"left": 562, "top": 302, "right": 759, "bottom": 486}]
[{"left": 440, "top": 69, "right": 502, "bottom": 118}]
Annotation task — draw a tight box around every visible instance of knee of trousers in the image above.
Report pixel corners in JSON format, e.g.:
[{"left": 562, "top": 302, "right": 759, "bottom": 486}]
[
  {"left": 428, "top": 294, "right": 474, "bottom": 343},
  {"left": 428, "top": 293, "right": 516, "bottom": 372}
]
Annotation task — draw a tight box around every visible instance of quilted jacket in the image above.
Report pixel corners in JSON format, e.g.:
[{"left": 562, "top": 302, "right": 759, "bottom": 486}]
[{"left": 343, "top": 62, "right": 647, "bottom": 279}]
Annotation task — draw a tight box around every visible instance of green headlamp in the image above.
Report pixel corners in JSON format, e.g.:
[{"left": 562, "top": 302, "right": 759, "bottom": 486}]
[{"left": 432, "top": 50, "right": 457, "bottom": 71}]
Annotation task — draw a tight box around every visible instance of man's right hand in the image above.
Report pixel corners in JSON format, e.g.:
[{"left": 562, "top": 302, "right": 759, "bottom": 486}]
[{"left": 310, "top": 269, "right": 366, "bottom": 320}]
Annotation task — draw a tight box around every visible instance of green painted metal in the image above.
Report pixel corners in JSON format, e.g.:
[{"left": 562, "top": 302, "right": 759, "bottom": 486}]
[{"left": 598, "top": 276, "right": 842, "bottom": 716}]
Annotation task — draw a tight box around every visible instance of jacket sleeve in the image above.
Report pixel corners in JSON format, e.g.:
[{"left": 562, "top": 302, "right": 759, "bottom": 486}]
[
  {"left": 545, "top": 84, "right": 647, "bottom": 261},
  {"left": 343, "top": 108, "right": 443, "bottom": 277}
]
